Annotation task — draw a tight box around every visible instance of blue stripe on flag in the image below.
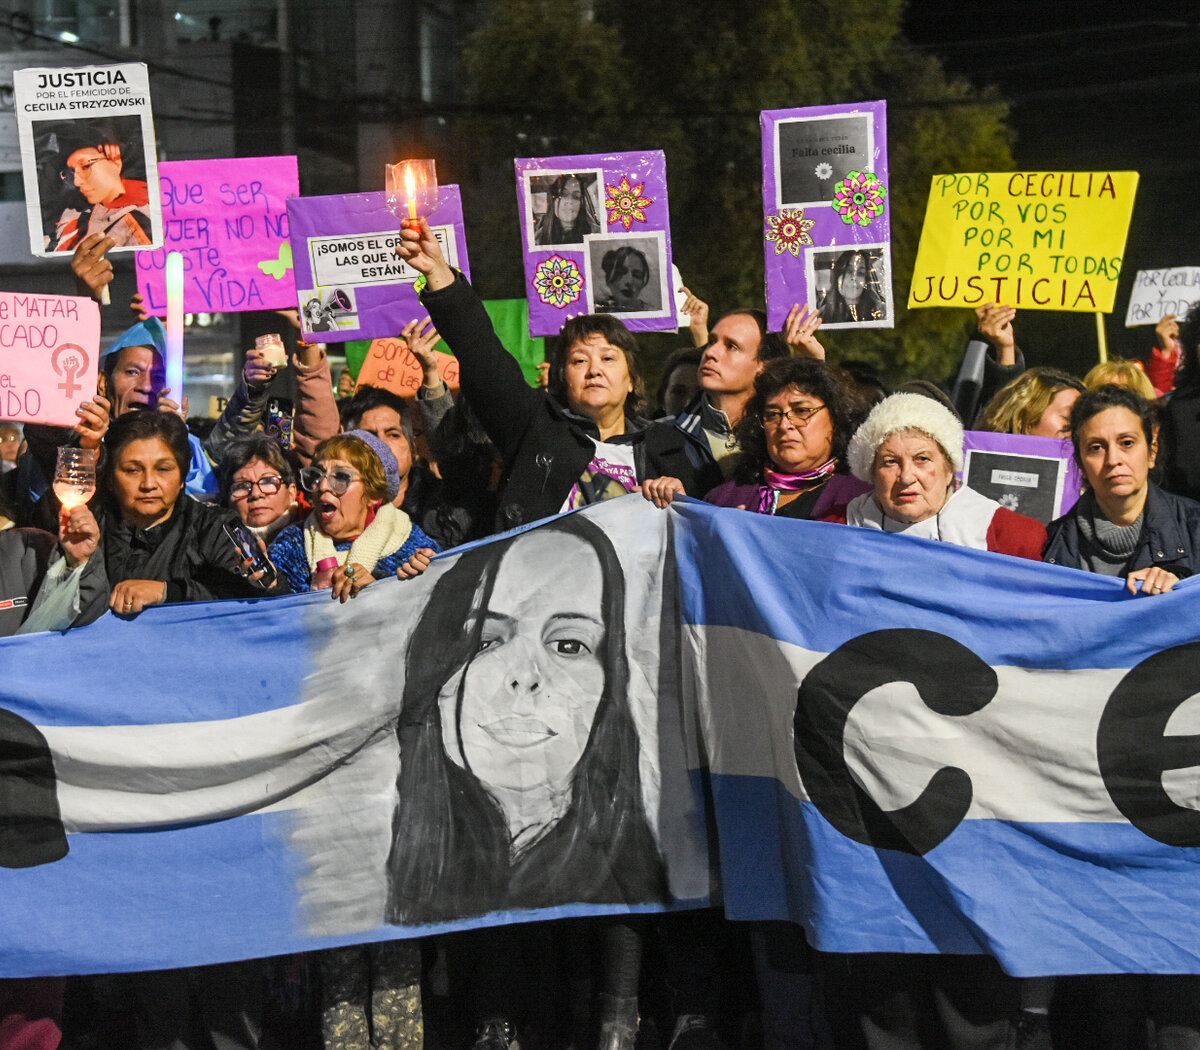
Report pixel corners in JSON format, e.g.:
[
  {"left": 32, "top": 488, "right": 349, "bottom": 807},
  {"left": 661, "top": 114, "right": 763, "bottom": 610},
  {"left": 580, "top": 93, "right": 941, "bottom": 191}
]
[{"left": 672, "top": 499, "right": 1200, "bottom": 671}]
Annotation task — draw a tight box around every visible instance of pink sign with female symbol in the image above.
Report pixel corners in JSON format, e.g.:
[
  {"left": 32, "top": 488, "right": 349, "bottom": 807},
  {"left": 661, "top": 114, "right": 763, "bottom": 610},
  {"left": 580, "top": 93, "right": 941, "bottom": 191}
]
[{"left": 0, "top": 291, "right": 100, "bottom": 425}]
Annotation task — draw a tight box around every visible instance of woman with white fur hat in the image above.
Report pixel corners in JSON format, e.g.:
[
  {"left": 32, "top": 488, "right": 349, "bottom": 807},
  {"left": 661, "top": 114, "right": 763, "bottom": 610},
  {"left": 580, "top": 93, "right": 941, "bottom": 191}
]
[
  {"left": 837, "top": 391, "right": 1050, "bottom": 1050},
  {"left": 843, "top": 391, "right": 1046, "bottom": 558}
]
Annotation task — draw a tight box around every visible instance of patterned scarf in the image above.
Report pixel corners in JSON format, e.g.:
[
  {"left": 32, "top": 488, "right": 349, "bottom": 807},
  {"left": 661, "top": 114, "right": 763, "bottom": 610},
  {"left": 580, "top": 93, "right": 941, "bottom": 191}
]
[{"left": 755, "top": 457, "right": 839, "bottom": 514}]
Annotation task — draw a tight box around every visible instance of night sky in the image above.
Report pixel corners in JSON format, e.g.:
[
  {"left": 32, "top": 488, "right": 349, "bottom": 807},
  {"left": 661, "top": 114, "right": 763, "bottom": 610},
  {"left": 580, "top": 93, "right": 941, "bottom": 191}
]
[{"left": 903, "top": 1, "right": 1200, "bottom": 368}]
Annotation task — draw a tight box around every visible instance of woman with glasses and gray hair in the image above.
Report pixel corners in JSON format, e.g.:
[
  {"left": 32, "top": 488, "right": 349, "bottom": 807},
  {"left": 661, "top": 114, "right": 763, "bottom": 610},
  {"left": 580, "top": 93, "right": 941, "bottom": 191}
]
[{"left": 267, "top": 430, "right": 438, "bottom": 600}]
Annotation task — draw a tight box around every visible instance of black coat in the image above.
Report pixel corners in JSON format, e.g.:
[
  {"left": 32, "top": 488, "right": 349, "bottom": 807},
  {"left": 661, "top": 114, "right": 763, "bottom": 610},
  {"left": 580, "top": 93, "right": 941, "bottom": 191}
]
[
  {"left": 421, "top": 273, "right": 710, "bottom": 531},
  {"left": 102, "top": 496, "right": 289, "bottom": 603},
  {"left": 1159, "top": 390, "right": 1200, "bottom": 505},
  {"left": 1043, "top": 483, "right": 1200, "bottom": 579}
]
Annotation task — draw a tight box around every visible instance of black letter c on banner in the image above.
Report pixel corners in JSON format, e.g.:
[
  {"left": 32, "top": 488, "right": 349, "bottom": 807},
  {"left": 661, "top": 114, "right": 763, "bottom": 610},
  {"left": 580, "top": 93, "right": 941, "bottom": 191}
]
[
  {"left": 1098, "top": 641, "right": 1200, "bottom": 847},
  {"left": 0, "top": 708, "right": 68, "bottom": 867},
  {"left": 794, "top": 629, "right": 997, "bottom": 855}
]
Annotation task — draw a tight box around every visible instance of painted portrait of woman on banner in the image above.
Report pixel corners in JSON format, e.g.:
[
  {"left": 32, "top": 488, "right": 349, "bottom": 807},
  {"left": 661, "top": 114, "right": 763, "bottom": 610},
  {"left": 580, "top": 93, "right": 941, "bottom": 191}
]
[{"left": 386, "top": 513, "right": 668, "bottom": 923}]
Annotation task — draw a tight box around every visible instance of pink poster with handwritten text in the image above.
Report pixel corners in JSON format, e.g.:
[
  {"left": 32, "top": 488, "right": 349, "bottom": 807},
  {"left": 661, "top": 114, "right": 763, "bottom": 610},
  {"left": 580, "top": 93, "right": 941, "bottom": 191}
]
[
  {"left": 136, "top": 156, "right": 298, "bottom": 315},
  {"left": 0, "top": 291, "right": 100, "bottom": 426}
]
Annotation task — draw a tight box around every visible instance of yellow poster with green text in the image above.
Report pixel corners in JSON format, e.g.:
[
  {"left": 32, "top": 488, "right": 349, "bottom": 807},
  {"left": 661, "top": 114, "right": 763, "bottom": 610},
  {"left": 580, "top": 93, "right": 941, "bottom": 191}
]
[{"left": 908, "top": 172, "right": 1138, "bottom": 313}]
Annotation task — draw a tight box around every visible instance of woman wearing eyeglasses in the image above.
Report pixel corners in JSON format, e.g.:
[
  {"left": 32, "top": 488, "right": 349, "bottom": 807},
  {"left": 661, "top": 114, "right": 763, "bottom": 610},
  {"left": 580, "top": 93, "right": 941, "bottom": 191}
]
[
  {"left": 268, "top": 431, "right": 438, "bottom": 600},
  {"left": 45, "top": 129, "right": 152, "bottom": 253},
  {"left": 679, "top": 358, "right": 872, "bottom": 518},
  {"left": 220, "top": 433, "right": 302, "bottom": 541},
  {"left": 640, "top": 358, "right": 870, "bottom": 1050}
]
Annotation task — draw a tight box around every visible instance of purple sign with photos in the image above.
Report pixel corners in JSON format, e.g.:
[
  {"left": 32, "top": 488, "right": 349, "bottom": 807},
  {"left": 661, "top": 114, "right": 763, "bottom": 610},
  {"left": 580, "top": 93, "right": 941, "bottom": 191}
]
[
  {"left": 761, "top": 101, "right": 892, "bottom": 333},
  {"left": 961, "top": 431, "right": 1082, "bottom": 525},
  {"left": 516, "top": 151, "right": 675, "bottom": 338},
  {"left": 286, "top": 186, "right": 470, "bottom": 343}
]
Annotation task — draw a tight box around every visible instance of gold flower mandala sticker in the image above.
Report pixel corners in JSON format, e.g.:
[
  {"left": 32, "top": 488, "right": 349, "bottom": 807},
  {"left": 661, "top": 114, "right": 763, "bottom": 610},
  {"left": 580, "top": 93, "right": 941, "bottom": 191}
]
[
  {"left": 764, "top": 209, "right": 817, "bottom": 257},
  {"left": 533, "top": 255, "right": 584, "bottom": 308},
  {"left": 605, "top": 177, "right": 653, "bottom": 231}
]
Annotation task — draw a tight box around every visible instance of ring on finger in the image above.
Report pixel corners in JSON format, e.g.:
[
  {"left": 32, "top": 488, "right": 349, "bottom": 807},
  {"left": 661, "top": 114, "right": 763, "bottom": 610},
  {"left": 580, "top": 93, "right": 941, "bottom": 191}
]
[{"left": 345, "top": 565, "right": 357, "bottom": 579}]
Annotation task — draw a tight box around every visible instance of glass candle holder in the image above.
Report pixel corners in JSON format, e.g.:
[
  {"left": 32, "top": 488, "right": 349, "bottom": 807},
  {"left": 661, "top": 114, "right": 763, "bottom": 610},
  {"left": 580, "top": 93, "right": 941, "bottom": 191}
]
[{"left": 386, "top": 159, "right": 439, "bottom": 222}]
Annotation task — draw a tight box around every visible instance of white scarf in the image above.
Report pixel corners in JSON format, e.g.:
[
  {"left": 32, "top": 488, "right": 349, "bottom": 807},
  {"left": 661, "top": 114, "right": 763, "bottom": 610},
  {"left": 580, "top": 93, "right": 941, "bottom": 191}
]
[
  {"left": 246, "top": 504, "right": 301, "bottom": 547},
  {"left": 845, "top": 485, "right": 1002, "bottom": 550},
  {"left": 302, "top": 502, "right": 413, "bottom": 576}
]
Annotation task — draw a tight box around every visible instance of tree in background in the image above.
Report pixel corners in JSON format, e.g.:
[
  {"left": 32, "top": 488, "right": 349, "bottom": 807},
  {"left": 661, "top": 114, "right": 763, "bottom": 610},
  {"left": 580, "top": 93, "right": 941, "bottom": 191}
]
[{"left": 458, "top": 0, "right": 1015, "bottom": 384}]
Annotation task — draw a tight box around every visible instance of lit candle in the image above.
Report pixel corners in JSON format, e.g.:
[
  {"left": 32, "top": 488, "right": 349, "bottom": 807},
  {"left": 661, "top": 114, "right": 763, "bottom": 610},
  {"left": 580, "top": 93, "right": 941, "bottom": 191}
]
[
  {"left": 386, "top": 160, "right": 438, "bottom": 227},
  {"left": 404, "top": 164, "right": 418, "bottom": 221},
  {"left": 165, "top": 251, "right": 185, "bottom": 400}
]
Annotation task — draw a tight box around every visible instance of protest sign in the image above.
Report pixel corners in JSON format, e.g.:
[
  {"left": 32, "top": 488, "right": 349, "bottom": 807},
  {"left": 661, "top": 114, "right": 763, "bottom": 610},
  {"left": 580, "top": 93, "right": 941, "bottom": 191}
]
[
  {"left": 135, "top": 156, "right": 299, "bottom": 315},
  {"left": 355, "top": 339, "right": 460, "bottom": 398},
  {"left": 286, "top": 187, "right": 470, "bottom": 343},
  {"left": 0, "top": 291, "right": 99, "bottom": 425},
  {"left": 909, "top": 172, "right": 1139, "bottom": 313},
  {"left": 13, "top": 63, "right": 162, "bottom": 258},
  {"left": 761, "top": 101, "right": 893, "bottom": 331},
  {"left": 1124, "top": 266, "right": 1200, "bottom": 327},
  {"left": 961, "top": 431, "right": 1082, "bottom": 524},
  {"left": 516, "top": 151, "right": 675, "bottom": 337}
]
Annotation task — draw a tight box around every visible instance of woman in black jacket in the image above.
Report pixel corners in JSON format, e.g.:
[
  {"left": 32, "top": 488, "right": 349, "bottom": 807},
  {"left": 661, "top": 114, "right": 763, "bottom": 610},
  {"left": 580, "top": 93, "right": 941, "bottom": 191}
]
[
  {"left": 99, "top": 410, "right": 288, "bottom": 614},
  {"left": 1044, "top": 385, "right": 1200, "bottom": 590},
  {"left": 96, "top": 408, "right": 287, "bottom": 1050},
  {"left": 395, "top": 220, "right": 686, "bottom": 1050},
  {"left": 1043, "top": 384, "right": 1200, "bottom": 1050},
  {"left": 396, "top": 219, "right": 709, "bottom": 534}
]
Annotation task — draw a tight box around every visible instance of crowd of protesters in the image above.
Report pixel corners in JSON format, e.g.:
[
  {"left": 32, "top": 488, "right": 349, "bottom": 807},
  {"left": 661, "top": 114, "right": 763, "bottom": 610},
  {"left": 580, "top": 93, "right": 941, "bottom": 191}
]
[{"left": 0, "top": 214, "right": 1197, "bottom": 1050}]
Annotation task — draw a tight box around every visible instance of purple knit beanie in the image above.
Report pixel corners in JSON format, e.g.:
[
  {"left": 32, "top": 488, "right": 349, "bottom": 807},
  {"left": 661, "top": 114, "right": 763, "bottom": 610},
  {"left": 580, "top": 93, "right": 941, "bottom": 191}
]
[{"left": 346, "top": 429, "right": 401, "bottom": 503}]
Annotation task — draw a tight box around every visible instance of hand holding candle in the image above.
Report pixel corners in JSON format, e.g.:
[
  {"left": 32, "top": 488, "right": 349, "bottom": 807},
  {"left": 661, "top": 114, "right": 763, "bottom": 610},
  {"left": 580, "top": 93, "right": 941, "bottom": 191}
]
[
  {"left": 53, "top": 445, "right": 97, "bottom": 527},
  {"left": 386, "top": 159, "right": 438, "bottom": 231}
]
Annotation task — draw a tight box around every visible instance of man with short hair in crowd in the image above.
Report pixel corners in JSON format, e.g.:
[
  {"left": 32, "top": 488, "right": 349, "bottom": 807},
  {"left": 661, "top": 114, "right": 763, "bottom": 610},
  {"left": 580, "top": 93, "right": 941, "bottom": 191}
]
[{"left": 673, "top": 309, "right": 791, "bottom": 490}]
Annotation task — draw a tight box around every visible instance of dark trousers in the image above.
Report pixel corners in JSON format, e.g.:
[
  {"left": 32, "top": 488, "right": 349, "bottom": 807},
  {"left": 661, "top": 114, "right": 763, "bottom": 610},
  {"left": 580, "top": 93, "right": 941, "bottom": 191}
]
[{"left": 827, "top": 952, "right": 1014, "bottom": 1050}]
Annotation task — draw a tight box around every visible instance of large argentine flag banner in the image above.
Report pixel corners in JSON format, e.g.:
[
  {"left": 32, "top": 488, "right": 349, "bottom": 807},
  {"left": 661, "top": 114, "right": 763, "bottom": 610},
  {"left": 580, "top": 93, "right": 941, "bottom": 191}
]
[
  {"left": 0, "top": 498, "right": 710, "bottom": 977},
  {"left": 5, "top": 494, "right": 1200, "bottom": 977},
  {"left": 673, "top": 498, "right": 1200, "bottom": 977}
]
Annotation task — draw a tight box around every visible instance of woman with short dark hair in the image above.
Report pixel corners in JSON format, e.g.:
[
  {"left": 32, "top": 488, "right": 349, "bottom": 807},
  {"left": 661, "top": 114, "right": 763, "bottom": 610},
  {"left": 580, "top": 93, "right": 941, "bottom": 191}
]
[
  {"left": 640, "top": 357, "right": 870, "bottom": 516},
  {"left": 219, "top": 433, "right": 301, "bottom": 542},
  {"left": 1044, "top": 384, "right": 1200, "bottom": 589},
  {"left": 100, "top": 411, "right": 287, "bottom": 614},
  {"left": 393, "top": 220, "right": 708, "bottom": 533},
  {"left": 596, "top": 246, "right": 651, "bottom": 313}
]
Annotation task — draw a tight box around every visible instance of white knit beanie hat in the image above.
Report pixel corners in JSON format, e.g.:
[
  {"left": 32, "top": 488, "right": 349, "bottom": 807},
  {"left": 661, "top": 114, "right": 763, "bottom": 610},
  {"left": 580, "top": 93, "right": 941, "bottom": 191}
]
[{"left": 846, "top": 392, "right": 965, "bottom": 481}]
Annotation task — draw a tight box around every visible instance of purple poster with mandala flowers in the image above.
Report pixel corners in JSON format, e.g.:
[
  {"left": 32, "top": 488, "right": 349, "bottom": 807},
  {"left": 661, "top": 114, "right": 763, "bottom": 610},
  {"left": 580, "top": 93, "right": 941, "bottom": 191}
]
[
  {"left": 762, "top": 101, "right": 893, "bottom": 332},
  {"left": 516, "top": 151, "right": 676, "bottom": 337}
]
